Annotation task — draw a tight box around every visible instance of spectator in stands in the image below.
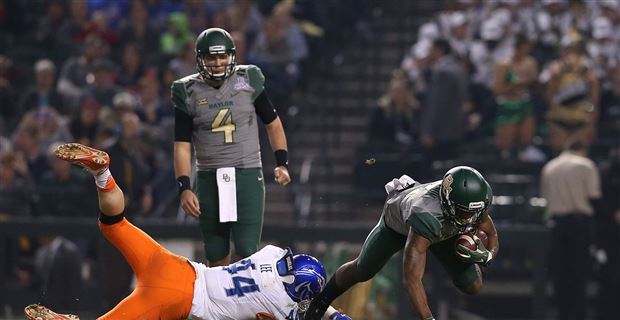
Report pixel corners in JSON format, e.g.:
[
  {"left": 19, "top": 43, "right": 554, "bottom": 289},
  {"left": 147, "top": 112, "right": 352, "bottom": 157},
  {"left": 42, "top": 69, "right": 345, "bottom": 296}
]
[
  {"left": 368, "top": 69, "right": 419, "bottom": 148},
  {"left": 227, "top": 0, "right": 264, "bottom": 51},
  {"left": 57, "top": 0, "right": 90, "bottom": 54},
  {"left": 401, "top": 39, "right": 432, "bottom": 97},
  {"left": 17, "top": 59, "right": 67, "bottom": 118},
  {"left": 117, "top": 0, "right": 159, "bottom": 65},
  {"left": 137, "top": 69, "right": 171, "bottom": 129},
  {"left": 420, "top": 38, "right": 468, "bottom": 160},
  {"left": 86, "top": 59, "right": 122, "bottom": 109},
  {"left": 36, "top": 144, "right": 94, "bottom": 218},
  {"left": 69, "top": 97, "right": 101, "bottom": 147},
  {"left": 168, "top": 40, "right": 198, "bottom": 78},
  {"left": 586, "top": 16, "right": 618, "bottom": 93},
  {"left": 541, "top": 138, "right": 601, "bottom": 320},
  {"left": 445, "top": 11, "right": 470, "bottom": 59},
  {"left": 107, "top": 112, "right": 153, "bottom": 217},
  {"left": 184, "top": 0, "right": 217, "bottom": 35},
  {"left": 116, "top": 42, "right": 145, "bottom": 89},
  {"left": 469, "top": 17, "right": 513, "bottom": 90},
  {"left": 12, "top": 126, "right": 49, "bottom": 182},
  {"left": 160, "top": 12, "right": 194, "bottom": 57},
  {"left": 492, "top": 34, "right": 543, "bottom": 161},
  {"left": 248, "top": 1, "right": 308, "bottom": 111},
  {"left": 535, "top": 0, "right": 572, "bottom": 56},
  {"left": 0, "top": 152, "right": 34, "bottom": 219},
  {"left": 17, "top": 107, "right": 73, "bottom": 156},
  {"left": 34, "top": 0, "right": 70, "bottom": 64},
  {"left": 543, "top": 33, "right": 600, "bottom": 153},
  {"left": 77, "top": 9, "right": 119, "bottom": 49},
  {"left": 57, "top": 34, "right": 109, "bottom": 110},
  {"left": 595, "top": 145, "right": 620, "bottom": 319}
]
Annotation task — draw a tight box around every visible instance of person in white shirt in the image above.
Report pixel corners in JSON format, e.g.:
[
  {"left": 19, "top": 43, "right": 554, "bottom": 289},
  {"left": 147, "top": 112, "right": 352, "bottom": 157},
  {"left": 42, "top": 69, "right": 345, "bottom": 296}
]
[{"left": 24, "top": 143, "right": 351, "bottom": 320}]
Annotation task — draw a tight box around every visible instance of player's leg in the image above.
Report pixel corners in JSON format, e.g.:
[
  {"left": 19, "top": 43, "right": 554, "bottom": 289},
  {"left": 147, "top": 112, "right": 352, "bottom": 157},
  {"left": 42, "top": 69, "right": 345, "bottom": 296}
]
[
  {"left": 197, "top": 170, "right": 232, "bottom": 266},
  {"left": 430, "top": 236, "right": 482, "bottom": 295},
  {"left": 231, "top": 168, "right": 265, "bottom": 259},
  {"left": 55, "top": 143, "right": 195, "bottom": 319},
  {"left": 305, "top": 217, "right": 406, "bottom": 320}
]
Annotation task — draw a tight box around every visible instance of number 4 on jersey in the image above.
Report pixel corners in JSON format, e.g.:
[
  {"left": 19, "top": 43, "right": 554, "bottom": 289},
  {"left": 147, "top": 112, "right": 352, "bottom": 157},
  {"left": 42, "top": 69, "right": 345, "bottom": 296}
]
[
  {"left": 225, "top": 276, "right": 259, "bottom": 297},
  {"left": 211, "top": 108, "right": 236, "bottom": 143}
]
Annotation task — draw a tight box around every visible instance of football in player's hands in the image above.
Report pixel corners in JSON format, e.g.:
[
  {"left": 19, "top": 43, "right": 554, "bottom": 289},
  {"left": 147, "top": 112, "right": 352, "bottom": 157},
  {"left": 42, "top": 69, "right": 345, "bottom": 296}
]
[
  {"left": 455, "top": 230, "right": 489, "bottom": 252},
  {"left": 455, "top": 234, "right": 477, "bottom": 251},
  {"left": 474, "top": 229, "right": 489, "bottom": 248}
]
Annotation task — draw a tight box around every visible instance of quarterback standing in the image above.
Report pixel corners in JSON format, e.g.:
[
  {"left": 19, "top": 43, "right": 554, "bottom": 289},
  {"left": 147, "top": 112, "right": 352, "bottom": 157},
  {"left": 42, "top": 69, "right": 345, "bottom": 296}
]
[
  {"left": 172, "top": 28, "right": 291, "bottom": 266},
  {"left": 26, "top": 143, "right": 349, "bottom": 320},
  {"left": 304, "top": 166, "right": 500, "bottom": 320}
]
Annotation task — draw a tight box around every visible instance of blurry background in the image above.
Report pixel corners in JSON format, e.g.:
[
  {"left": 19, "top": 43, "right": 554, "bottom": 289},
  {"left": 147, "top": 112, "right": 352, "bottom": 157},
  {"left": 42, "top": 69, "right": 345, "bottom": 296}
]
[{"left": 0, "top": 0, "right": 619, "bottom": 319}]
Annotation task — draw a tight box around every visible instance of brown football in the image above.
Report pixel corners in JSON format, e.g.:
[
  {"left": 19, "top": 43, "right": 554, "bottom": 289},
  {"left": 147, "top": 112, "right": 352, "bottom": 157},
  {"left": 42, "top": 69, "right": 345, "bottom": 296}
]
[
  {"left": 455, "top": 229, "right": 489, "bottom": 252},
  {"left": 455, "top": 234, "right": 477, "bottom": 251},
  {"left": 474, "top": 229, "right": 489, "bottom": 248}
]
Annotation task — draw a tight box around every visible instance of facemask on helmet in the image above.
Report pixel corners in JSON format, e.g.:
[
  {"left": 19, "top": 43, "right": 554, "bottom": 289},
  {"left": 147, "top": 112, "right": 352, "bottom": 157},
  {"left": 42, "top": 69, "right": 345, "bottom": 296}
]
[{"left": 278, "top": 253, "right": 327, "bottom": 303}]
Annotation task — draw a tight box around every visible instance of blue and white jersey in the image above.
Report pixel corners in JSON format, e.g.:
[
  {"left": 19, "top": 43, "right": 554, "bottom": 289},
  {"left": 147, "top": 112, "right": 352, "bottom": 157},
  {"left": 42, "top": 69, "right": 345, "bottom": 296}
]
[{"left": 188, "top": 245, "right": 301, "bottom": 320}]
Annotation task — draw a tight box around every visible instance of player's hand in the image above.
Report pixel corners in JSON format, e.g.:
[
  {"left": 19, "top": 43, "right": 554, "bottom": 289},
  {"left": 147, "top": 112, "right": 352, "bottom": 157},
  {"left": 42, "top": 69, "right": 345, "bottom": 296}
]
[
  {"left": 180, "top": 190, "right": 201, "bottom": 218},
  {"left": 329, "top": 311, "right": 352, "bottom": 320},
  {"left": 274, "top": 166, "right": 291, "bottom": 186},
  {"left": 456, "top": 237, "right": 493, "bottom": 266}
]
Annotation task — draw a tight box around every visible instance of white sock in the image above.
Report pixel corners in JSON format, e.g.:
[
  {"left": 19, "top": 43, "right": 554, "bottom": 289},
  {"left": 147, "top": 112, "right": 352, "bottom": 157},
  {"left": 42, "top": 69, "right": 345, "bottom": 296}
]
[{"left": 94, "top": 168, "right": 112, "bottom": 189}]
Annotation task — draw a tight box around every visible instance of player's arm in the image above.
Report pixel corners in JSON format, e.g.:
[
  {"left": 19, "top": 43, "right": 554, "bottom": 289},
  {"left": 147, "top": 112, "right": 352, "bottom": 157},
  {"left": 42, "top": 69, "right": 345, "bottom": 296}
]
[
  {"left": 172, "top": 81, "right": 201, "bottom": 217},
  {"left": 478, "top": 212, "right": 499, "bottom": 259},
  {"left": 403, "top": 228, "right": 434, "bottom": 320},
  {"left": 254, "top": 90, "right": 291, "bottom": 186}
]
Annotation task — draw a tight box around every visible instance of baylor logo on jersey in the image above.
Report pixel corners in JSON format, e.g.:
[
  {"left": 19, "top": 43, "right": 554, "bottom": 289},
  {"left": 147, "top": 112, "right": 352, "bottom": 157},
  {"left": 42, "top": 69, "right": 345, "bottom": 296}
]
[
  {"left": 197, "top": 97, "right": 209, "bottom": 105},
  {"left": 209, "top": 101, "right": 234, "bottom": 109}
]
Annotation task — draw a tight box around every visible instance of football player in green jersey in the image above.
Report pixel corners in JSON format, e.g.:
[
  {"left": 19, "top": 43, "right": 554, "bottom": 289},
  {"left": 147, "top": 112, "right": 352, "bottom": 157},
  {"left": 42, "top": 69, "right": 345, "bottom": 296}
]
[
  {"left": 304, "top": 166, "right": 499, "bottom": 320},
  {"left": 172, "top": 28, "right": 291, "bottom": 267}
]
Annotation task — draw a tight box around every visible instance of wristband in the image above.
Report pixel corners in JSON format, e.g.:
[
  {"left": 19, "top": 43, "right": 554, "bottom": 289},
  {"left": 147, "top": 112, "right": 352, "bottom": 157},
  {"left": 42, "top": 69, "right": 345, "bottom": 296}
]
[
  {"left": 177, "top": 175, "right": 191, "bottom": 195},
  {"left": 274, "top": 149, "right": 288, "bottom": 168}
]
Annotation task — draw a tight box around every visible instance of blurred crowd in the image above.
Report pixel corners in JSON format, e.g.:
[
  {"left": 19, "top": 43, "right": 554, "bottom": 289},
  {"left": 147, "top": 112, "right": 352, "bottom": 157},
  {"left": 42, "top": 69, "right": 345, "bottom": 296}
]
[
  {"left": 0, "top": 0, "right": 316, "bottom": 222},
  {"left": 0, "top": 0, "right": 321, "bottom": 311},
  {"left": 369, "top": 0, "right": 620, "bottom": 163}
]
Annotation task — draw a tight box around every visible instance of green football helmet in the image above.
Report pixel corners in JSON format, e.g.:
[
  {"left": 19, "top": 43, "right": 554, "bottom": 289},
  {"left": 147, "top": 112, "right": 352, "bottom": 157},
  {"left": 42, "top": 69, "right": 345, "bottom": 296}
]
[
  {"left": 439, "top": 166, "right": 492, "bottom": 230},
  {"left": 195, "top": 28, "right": 236, "bottom": 81}
]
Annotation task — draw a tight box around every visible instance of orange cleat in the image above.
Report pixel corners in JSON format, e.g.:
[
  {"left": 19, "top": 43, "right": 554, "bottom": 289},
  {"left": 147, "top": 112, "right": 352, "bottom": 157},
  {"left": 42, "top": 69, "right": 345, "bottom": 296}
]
[
  {"left": 24, "top": 304, "right": 80, "bottom": 320},
  {"left": 55, "top": 143, "right": 109, "bottom": 174}
]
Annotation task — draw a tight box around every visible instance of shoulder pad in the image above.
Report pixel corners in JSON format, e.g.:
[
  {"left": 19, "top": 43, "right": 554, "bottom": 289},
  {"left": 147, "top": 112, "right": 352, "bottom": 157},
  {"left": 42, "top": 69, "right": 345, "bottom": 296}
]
[{"left": 408, "top": 212, "right": 442, "bottom": 243}]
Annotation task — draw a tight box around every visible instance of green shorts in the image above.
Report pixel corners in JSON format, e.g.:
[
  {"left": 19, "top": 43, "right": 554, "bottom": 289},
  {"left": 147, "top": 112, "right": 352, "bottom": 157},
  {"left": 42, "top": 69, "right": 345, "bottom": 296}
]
[
  {"left": 496, "top": 99, "right": 533, "bottom": 126},
  {"left": 356, "top": 217, "right": 480, "bottom": 289},
  {"left": 196, "top": 168, "right": 265, "bottom": 261}
]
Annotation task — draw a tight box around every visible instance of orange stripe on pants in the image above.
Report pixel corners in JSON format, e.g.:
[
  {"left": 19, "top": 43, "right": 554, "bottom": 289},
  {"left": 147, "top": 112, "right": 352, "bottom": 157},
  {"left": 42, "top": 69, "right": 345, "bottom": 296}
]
[{"left": 97, "top": 218, "right": 195, "bottom": 320}]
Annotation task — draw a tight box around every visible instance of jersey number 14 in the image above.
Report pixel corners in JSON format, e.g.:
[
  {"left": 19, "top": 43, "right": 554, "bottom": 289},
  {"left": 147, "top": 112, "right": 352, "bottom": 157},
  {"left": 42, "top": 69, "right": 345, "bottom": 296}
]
[{"left": 211, "top": 108, "right": 236, "bottom": 143}]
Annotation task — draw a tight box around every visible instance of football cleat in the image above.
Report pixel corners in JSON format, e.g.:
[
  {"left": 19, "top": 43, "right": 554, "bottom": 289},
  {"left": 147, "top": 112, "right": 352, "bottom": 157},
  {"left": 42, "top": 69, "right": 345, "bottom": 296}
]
[
  {"left": 24, "top": 304, "right": 79, "bottom": 320},
  {"left": 55, "top": 143, "right": 109, "bottom": 174}
]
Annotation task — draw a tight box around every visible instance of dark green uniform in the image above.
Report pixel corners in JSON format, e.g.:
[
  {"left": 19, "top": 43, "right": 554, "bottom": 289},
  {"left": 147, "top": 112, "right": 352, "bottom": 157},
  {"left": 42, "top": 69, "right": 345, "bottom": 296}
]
[
  {"left": 357, "top": 181, "right": 481, "bottom": 289},
  {"left": 172, "top": 65, "right": 266, "bottom": 260}
]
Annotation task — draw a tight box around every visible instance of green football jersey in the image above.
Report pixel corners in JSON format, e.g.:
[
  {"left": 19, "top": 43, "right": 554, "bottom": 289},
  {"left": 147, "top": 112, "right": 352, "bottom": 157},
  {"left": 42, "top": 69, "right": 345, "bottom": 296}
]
[
  {"left": 383, "top": 181, "right": 461, "bottom": 244},
  {"left": 171, "top": 65, "right": 266, "bottom": 170}
]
